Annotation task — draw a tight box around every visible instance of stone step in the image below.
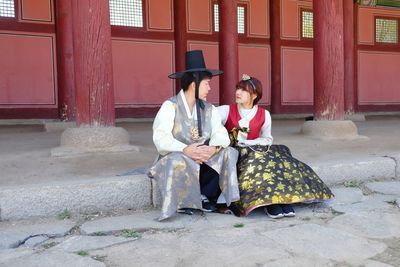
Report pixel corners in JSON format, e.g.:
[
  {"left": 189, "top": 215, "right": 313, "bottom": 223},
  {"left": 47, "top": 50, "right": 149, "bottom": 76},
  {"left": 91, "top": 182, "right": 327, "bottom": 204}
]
[
  {"left": 0, "top": 175, "right": 152, "bottom": 220},
  {"left": 0, "top": 157, "right": 399, "bottom": 220}
]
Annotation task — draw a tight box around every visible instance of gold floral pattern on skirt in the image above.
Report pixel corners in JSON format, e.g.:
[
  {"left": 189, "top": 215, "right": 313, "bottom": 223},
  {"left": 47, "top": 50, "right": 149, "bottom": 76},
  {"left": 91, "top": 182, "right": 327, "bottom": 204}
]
[{"left": 233, "top": 144, "right": 334, "bottom": 216}]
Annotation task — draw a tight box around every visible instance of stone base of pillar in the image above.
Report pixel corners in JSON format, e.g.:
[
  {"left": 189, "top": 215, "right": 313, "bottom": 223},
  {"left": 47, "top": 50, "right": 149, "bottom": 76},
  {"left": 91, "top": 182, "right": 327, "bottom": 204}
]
[
  {"left": 344, "top": 113, "right": 366, "bottom": 122},
  {"left": 44, "top": 121, "right": 76, "bottom": 132},
  {"left": 51, "top": 126, "right": 139, "bottom": 156},
  {"left": 301, "top": 120, "right": 366, "bottom": 140}
]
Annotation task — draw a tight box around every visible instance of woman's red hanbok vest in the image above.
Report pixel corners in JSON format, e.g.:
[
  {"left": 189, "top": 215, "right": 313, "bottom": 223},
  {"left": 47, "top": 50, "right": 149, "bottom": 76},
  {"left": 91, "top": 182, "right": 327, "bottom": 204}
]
[{"left": 224, "top": 104, "right": 265, "bottom": 140}]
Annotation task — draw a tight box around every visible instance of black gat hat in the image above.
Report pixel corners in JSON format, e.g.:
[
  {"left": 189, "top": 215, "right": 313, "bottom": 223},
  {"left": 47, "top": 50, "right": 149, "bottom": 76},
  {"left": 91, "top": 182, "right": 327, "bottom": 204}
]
[{"left": 168, "top": 50, "right": 223, "bottom": 79}]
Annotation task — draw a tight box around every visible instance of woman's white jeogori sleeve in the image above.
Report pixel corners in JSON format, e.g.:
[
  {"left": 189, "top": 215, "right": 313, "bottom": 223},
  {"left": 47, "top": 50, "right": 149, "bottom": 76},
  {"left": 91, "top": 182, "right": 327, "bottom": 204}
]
[
  {"left": 209, "top": 105, "right": 230, "bottom": 148},
  {"left": 152, "top": 100, "right": 187, "bottom": 155},
  {"left": 216, "top": 105, "right": 229, "bottom": 125}
]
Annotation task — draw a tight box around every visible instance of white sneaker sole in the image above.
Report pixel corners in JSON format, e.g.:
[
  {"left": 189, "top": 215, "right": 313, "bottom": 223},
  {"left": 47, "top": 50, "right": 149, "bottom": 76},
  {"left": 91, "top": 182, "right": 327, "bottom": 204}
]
[
  {"left": 200, "top": 208, "right": 214, "bottom": 212},
  {"left": 283, "top": 212, "right": 295, "bottom": 217},
  {"left": 264, "top": 207, "right": 284, "bottom": 219},
  {"left": 266, "top": 213, "right": 284, "bottom": 219}
]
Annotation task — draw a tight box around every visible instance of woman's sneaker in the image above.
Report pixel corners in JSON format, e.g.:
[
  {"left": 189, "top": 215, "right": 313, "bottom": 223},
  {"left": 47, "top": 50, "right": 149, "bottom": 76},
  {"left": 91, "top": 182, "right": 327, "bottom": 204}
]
[
  {"left": 281, "top": 204, "right": 295, "bottom": 217},
  {"left": 264, "top": 205, "right": 284, "bottom": 219}
]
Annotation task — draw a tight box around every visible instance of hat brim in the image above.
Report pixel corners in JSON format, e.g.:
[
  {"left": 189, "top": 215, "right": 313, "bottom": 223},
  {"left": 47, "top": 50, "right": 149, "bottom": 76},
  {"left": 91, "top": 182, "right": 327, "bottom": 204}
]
[{"left": 168, "top": 68, "right": 223, "bottom": 79}]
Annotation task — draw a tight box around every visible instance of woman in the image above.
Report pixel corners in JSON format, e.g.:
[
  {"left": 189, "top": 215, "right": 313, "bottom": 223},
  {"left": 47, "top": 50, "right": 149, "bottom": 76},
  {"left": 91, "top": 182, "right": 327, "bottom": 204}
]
[{"left": 217, "top": 74, "right": 334, "bottom": 218}]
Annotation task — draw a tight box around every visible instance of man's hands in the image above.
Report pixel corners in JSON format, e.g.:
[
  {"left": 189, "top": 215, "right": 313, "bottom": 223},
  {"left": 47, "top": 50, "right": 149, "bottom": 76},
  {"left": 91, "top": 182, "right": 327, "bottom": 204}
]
[{"left": 183, "top": 143, "right": 218, "bottom": 164}]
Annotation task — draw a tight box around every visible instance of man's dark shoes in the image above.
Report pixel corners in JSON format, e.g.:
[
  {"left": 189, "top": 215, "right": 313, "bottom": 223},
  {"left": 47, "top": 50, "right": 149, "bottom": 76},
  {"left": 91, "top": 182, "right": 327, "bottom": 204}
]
[
  {"left": 201, "top": 195, "right": 217, "bottom": 212},
  {"left": 177, "top": 208, "right": 194, "bottom": 215},
  {"left": 264, "top": 204, "right": 284, "bottom": 219},
  {"left": 281, "top": 204, "right": 295, "bottom": 217}
]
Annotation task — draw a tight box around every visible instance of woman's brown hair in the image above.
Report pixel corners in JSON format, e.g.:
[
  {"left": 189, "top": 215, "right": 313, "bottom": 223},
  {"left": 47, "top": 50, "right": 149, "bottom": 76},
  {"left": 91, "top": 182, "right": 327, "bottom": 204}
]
[{"left": 236, "top": 75, "right": 263, "bottom": 105}]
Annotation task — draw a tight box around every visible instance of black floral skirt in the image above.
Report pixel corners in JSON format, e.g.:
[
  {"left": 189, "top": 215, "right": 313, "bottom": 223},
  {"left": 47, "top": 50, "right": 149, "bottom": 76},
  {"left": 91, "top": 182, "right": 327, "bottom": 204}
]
[{"left": 232, "top": 144, "right": 334, "bottom": 216}]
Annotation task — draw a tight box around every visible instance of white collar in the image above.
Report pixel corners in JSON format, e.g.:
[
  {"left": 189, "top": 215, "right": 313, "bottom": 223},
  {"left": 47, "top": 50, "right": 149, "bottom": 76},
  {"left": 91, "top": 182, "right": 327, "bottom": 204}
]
[
  {"left": 179, "top": 90, "right": 197, "bottom": 119},
  {"left": 238, "top": 104, "right": 258, "bottom": 120}
]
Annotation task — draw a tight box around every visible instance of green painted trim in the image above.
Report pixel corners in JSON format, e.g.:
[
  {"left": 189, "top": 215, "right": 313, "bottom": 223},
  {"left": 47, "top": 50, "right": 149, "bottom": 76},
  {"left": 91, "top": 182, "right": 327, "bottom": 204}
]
[{"left": 377, "top": 0, "right": 400, "bottom": 8}]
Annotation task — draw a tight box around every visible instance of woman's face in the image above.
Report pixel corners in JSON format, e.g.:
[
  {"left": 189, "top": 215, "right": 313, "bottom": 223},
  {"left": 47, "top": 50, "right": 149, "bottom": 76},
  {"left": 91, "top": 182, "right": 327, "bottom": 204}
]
[{"left": 235, "top": 87, "right": 256, "bottom": 107}]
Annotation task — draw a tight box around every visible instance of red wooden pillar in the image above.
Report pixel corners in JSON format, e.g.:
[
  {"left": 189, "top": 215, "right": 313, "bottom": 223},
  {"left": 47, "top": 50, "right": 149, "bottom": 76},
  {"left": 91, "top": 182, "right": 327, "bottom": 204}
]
[
  {"left": 55, "top": 0, "right": 75, "bottom": 121},
  {"left": 219, "top": 0, "right": 239, "bottom": 105},
  {"left": 173, "top": 0, "right": 187, "bottom": 93},
  {"left": 269, "top": 0, "right": 281, "bottom": 114},
  {"left": 343, "top": 0, "right": 356, "bottom": 114},
  {"left": 313, "top": 0, "right": 345, "bottom": 120},
  {"left": 71, "top": 0, "right": 115, "bottom": 126}
]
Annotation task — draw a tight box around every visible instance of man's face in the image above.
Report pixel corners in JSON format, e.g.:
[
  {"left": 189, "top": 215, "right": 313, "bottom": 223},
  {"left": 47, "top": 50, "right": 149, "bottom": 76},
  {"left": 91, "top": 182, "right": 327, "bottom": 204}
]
[{"left": 198, "top": 78, "right": 212, "bottom": 101}]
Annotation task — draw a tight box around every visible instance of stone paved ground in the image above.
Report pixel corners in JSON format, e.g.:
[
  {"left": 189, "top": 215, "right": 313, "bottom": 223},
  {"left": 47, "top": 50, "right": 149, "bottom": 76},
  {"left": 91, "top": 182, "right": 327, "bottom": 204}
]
[{"left": 1, "top": 181, "right": 399, "bottom": 267}]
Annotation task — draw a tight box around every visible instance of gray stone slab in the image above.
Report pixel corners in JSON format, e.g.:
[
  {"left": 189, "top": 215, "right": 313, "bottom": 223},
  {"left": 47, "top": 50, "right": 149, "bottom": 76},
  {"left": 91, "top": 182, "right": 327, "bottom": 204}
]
[
  {"left": 328, "top": 212, "right": 400, "bottom": 239},
  {"left": 301, "top": 120, "right": 360, "bottom": 140},
  {"left": 22, "top": 236, "right": 48, "bottom": 248},
  {"left": 331, "top": 195, "right": 396, "bottom": 214},
  {"left": 0, "top": 250, "right": 105, "bottom": 267},
  {"left": 53, "top": 236, "right": 135, "bottom": 252},
  {"left": 0, "top": 219, "right": 75, "bottom": 249},
  {"left": 312, "top": 157, "right": 396, "bottom": 186},
  {"left": 80, "top": 211, "right": 185, "bottom": 234},
  {"left": 292, "top": 202, "right": 335, "bottom": 220},
  {"left": 330, "top": 187, "right": 366, "bottom": 204},
  {"left": 0, "top": 175, "right": 151, "bottom": 220},
  {"left": 397, "top": 198, "right": 400, "bottom": 208},
  {"left": 394, "top": 154, "right": 400, "bottom": 178},
  {"left": 53, "top": 127, "right": 134, "bottom": 155},
  {"left": 0, "top": 248, "right": 34, "bottom": 263},
  {"left": 365, "top": 181, "right": 400, "bottom": 196},
  {"left": 265, "top": 257, "right": 333, "bottom": 267},
  {"left": 91, "top": 225, "right": 290, "bottom": 267},
  {"left": 80, "top": 210, "right": 282, "bottom": 235},
  {"left": 261, "top": 223, "right": 386, "bottom": 262},
  {"left": 362, "top": 260, "right": 395, "bottom": 267}
]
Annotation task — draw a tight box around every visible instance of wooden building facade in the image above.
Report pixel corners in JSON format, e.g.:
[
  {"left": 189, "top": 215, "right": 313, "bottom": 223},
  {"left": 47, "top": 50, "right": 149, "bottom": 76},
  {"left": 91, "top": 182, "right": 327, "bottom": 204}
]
[{"left": 0, "top": 0, "right": 399, "bottom": 120}]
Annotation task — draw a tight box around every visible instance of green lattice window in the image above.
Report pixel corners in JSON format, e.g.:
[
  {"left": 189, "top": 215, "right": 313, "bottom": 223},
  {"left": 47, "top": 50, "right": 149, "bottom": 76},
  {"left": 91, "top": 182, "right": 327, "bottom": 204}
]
[
  {"left": 237, "top": 6, "right": 245, "bottom": 34},
  {"left": 0, "top": 0, "right": 15, "bottom": 18},
  {"left": 376, "top": 18, "right": 398, "bottom": 43},
  {"left": 109, "top": 0, "right": 143, "bottom": 27},
  {"left": 213, "top": 4, "right": 246, "bottom": 34},
  {"left": 302, "top": 10, "right": 314, "bottom": 38}
]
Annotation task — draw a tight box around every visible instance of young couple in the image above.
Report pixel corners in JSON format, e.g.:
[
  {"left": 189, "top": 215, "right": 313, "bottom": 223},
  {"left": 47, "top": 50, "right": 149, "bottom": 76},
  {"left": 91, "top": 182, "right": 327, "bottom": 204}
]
[{"left": 148, "top": 50, "right": 334, "bottom": 221}]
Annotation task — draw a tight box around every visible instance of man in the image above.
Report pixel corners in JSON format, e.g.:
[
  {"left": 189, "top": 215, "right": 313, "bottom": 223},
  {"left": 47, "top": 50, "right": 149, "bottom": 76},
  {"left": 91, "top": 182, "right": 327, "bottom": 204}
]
[{"left": 149, "top": 50, "right": 239, "bottom": 221}]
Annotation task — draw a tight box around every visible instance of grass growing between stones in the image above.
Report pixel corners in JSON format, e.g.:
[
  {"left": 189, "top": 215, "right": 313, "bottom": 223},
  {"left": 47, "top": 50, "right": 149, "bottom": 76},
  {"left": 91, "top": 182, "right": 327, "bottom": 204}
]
[
  {"left": 76, "top": 250, "right": 89, "bottom": 256},
  {"left": 90, "top": 231, "right": 108, "bottom": 236},
  {"left": 121, "top": 229, "right": 141, "bottom": 238},
  {"left": 344, "top": 180, "right": 363, "bottom": 188},
  {"left": 42, "top": 241, "right": 59, "bottom": 249},
  {"left": 57, "top": 209, "right": 71, "bottom": 220},
  {"left": 234, "top": 223, "right": 244, "bottom": 228}
]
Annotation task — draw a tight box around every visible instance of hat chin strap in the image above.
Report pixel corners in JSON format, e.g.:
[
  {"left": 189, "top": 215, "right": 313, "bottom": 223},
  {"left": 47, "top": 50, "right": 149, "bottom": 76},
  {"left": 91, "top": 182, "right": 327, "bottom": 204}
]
[{"left": 193, "top": 73, "right": 204, "bottom": 137}]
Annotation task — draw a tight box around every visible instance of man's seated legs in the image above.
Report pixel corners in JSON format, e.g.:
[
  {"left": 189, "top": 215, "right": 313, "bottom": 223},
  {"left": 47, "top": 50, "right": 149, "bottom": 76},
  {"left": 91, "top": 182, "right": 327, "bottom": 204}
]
[{"left": 199, "top": 164, "right": 221, "bottom": 212}]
